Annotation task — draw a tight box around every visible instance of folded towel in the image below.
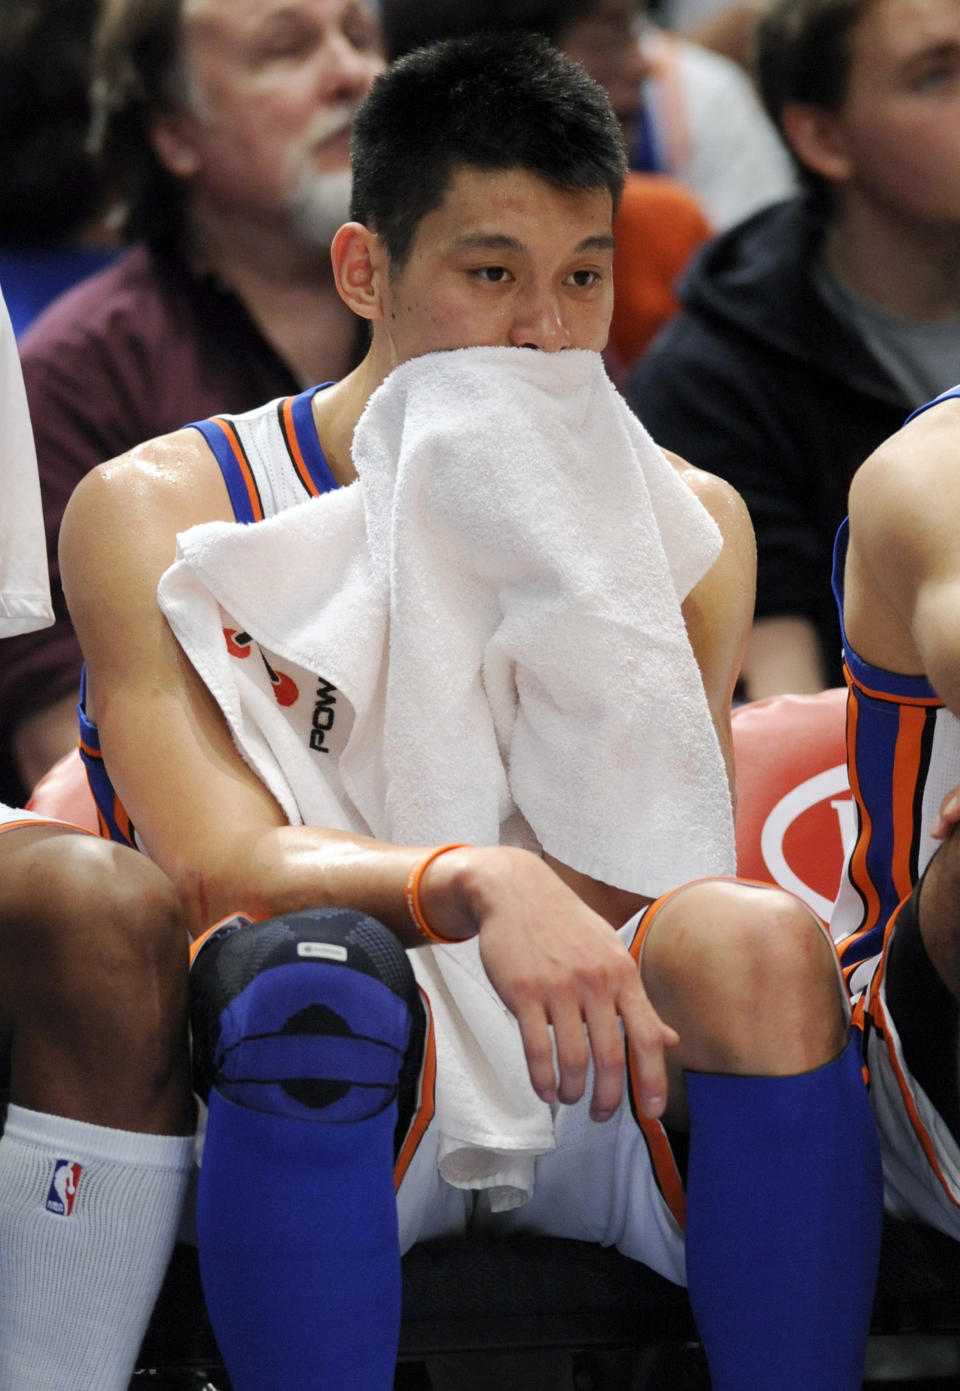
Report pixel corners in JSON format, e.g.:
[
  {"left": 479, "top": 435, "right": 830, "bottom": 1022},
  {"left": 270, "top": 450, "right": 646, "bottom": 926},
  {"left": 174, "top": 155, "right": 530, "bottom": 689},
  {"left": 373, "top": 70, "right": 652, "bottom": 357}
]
[{"left": 159, "top": 346, "right": 737, "bottom": 1208}]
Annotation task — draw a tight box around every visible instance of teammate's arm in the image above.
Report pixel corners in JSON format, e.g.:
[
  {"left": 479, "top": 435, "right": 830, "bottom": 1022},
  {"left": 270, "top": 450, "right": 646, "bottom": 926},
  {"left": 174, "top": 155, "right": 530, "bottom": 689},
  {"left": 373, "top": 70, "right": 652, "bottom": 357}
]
[{"left": 845, "top": 400, "right": 960, "bottom": 838}]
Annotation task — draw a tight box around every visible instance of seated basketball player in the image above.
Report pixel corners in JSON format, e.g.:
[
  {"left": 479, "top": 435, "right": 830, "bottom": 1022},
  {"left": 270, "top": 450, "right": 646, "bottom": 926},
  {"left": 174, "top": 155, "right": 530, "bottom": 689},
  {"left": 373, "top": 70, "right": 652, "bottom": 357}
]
[
  {"left": 831, "top": 385, "right": 960, "bottom": 1239},
  {"left": 0, "top": 285, "right": 192, "bottom": 1391},
  {"left": 60, "top": 33, "right": 882, "bottom": 1391}
]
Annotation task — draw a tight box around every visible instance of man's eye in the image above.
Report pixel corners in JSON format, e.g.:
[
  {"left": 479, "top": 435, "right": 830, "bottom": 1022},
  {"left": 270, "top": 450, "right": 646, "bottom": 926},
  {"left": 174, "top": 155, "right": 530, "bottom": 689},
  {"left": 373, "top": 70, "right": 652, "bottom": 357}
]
[
  {"left": 570, "top": 270, "right": 601, "bottom": 288},
  {"left": 474, "top": 267, "right": 509, "bottom": 283}
]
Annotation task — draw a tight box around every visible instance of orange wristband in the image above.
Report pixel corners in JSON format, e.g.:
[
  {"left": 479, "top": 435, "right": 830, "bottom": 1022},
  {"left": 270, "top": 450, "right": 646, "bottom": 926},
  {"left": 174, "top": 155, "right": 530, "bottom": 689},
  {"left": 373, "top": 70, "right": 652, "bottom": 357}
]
[{"left": 405, "top": 843, "right": 472, "bottom": 945}]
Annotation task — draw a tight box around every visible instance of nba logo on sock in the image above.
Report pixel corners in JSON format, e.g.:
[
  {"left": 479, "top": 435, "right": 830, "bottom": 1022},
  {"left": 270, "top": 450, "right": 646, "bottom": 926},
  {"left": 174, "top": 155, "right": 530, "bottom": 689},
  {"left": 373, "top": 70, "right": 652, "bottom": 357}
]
[{"left": 45, "top": 1160, "right": 82, "bottom": 1216}]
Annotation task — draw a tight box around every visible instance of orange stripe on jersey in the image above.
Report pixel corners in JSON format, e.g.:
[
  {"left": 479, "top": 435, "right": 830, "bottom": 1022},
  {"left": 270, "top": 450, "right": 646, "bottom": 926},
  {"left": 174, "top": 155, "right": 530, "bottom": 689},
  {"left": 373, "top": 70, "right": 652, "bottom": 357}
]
[
  {"left": 845, "top": 666, "right": 941, "bottom": 708},
  {"left": 842, "top": 691, "right": 882, "bottom": 947},
  {"left": 280, "top": 396, "right": 322, "bottom": 498},
  {"left": 112, "top": 795, "right": 135, "bottom": 847},
  {"left": 78, "top": 737, "right": 102, "bottom": 762},
  {"left": 890, "top": 704, "right": 929, "bottom": 904},
  {"left": 210, "top": 417, "right": 265, "bottom": 522},
  {"left": 394, "top": 986, "right": 437, "bottom": 1192}
]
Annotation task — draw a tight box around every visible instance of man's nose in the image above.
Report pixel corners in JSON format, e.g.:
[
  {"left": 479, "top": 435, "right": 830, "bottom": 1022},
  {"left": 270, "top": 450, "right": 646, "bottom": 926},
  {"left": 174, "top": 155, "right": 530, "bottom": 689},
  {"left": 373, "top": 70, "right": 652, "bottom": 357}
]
[{"left": 508, "top": 291, "right": 572, "bottom": 351}]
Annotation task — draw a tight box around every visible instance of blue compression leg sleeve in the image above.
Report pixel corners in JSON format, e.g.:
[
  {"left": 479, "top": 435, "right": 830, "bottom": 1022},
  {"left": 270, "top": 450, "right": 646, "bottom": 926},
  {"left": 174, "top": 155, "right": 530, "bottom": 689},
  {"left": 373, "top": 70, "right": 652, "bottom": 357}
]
[
  {"left": 194, "top": 916, "right": 417, "bottom": 1391},
  {"left": 684, "top": 1035, "right": 882, "bottom": 1391}
]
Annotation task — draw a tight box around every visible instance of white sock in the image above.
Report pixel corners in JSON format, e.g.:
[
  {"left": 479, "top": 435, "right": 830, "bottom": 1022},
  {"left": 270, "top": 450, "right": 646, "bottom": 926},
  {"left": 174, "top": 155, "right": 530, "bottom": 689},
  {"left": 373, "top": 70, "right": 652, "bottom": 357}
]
[{"left": 0, "top": 1104, "right": 194, "bottom": 1391}]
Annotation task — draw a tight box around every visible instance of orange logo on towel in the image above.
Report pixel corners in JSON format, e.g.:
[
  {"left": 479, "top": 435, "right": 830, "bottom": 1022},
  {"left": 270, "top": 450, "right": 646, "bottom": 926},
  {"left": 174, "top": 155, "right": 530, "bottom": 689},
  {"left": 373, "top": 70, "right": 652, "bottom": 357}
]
[{"left": 223, "top": 629, "right": 299, "bottom": 707}]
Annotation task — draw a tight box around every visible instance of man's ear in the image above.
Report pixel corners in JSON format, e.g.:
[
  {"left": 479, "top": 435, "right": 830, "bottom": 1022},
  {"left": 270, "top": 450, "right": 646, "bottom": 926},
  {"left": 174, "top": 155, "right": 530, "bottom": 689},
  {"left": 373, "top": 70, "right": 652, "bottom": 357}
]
[
  {"left": 331, "top": 222, "right": 387, "bottom": 320},
  {"left": 780, "top": 103, "right": 852, "bottom": 184},
  {"left": 149, "top": 107, "right": 203, "bottom": 179}
]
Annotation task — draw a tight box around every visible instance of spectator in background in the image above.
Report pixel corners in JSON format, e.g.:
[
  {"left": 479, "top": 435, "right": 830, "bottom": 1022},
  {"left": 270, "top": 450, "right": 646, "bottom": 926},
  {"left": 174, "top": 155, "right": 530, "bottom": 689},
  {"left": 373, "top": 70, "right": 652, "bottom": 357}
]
[
  {"left": 0, "top": 0, "right": 383, "bottom": 808},
  {"left": 0, "top": 0, "right": 119, "bottom": 339},
  {"left": 628, "top": 0, "right": 960, "bottom": 699},
  {"left": 646, "top": 0, "right": 772, "bottom": 70},
  {"left": 633, "top": 3, "right": 796, "bottom": 227}
]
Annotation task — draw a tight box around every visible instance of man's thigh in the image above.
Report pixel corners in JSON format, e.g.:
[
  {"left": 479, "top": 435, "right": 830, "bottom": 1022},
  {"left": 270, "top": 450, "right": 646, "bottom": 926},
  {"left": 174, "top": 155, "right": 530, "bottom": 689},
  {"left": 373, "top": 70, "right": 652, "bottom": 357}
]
[{"left": 399, "top": 915, "right": 687, "bottom": 1286}]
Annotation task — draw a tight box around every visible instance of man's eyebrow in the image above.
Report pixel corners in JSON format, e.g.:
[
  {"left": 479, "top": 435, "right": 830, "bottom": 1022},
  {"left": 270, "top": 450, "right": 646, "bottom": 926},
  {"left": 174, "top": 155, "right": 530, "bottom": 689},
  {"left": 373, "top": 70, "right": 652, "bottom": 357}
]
[
  {"left": 451, "top": 233, "right": 616, "bottom": 254},
  {"left": 903, "top": 39, "right": 960, "bottom": 72}
]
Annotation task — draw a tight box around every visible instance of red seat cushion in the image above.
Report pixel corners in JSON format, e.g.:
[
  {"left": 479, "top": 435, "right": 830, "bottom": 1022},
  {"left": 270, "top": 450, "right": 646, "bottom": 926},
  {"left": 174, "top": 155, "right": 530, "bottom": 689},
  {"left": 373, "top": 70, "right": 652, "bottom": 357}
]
[{"left": 732, "top": 688, "right": 851, "bottom": 922}]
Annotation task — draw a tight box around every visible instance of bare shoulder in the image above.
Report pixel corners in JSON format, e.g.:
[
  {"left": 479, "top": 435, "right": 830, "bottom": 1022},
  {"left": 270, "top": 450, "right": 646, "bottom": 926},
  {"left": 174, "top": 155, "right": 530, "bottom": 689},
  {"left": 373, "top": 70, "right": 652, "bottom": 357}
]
[
  {"left": 662, "top": 448, "right": 755, "bottom": 564},
  {"left": 61, "top": 428, "right": 233, "bottom": 602},
  {"left": 64, "top": 427, "right": 231, "bottom": 548},
  {"left": 849, "top": 401, "right": 960, "bottom": 577}
]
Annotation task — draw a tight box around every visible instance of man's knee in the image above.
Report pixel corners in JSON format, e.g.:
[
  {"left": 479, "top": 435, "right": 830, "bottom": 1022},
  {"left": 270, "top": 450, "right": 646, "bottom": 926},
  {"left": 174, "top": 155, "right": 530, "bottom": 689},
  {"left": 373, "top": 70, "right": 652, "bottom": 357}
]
[
  {"left": 191, "top": 908, "right": 424, "bottom": 1133},
  {"left": 0, "top": 834, "right": 185, "bottom": 1025},
  {"left": 642, "top": 880, "right": 845, "bottom": 1072}
]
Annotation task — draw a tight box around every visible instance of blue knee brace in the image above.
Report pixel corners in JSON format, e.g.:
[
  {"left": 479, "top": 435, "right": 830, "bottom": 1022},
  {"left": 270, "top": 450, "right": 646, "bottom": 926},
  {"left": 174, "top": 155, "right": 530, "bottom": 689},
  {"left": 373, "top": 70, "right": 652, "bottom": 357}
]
[{"left": 192, "top": 910, "right": 419, "bottom": 1391}]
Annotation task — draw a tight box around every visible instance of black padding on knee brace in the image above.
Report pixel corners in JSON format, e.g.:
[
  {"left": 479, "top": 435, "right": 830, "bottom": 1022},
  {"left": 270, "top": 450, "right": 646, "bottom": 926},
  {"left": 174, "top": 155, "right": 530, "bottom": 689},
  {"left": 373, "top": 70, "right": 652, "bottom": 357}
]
[{"left": 191, "top": 908, "right": 426, "bottom": 1151}]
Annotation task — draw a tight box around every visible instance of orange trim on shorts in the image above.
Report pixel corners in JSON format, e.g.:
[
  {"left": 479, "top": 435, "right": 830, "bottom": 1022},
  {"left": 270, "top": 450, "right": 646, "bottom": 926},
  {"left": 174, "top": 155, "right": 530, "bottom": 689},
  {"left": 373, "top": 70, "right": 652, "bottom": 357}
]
[
  {"left": 188, "top": 911, "right": 261, "bottom": 965},
  {"left": 623, "top": 875, "right": 800, "bottom": 1231},
  {"left": 626, "top": 886, "right": 689, "bottom": 1230},
  {"left": 393, "top": 986, "right": 437, "bottom": 1192},
  {"left": 863, "top": 900, "right": 960, "bottom": 1209},
  {"left": 0, "top": 817, "right": 94, "bottom": 838}
]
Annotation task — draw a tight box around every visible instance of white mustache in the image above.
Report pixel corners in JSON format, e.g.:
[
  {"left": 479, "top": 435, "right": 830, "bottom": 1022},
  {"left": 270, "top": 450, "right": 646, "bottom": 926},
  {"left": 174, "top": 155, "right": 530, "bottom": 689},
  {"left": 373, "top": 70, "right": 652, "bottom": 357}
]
[{"left": 305, "top": 104, "right": 358, "bottom": 150}]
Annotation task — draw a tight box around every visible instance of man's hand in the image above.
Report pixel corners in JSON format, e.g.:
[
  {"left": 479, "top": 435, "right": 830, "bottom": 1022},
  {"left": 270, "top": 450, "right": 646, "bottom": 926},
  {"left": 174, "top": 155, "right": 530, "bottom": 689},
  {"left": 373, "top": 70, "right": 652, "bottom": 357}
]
[{"left": 421, "top": 845, "right": 678, "bottom": 1123}]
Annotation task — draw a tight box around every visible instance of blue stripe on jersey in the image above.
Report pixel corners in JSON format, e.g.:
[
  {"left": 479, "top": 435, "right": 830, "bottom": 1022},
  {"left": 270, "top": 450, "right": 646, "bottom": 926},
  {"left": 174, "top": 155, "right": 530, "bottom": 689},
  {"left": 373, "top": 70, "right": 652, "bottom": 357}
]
[
  {"left": 77, "top": 669, "right": 137, "bottom": 848},
  {"left": 290, "top": 384, "right": 337, "bottom": 494},
  {"left": 188, "top": 416, "right": 262, "bottom": 524},
  {"left": 831, "top": 521, "right": 940, "bottom": 970},
  {"left": 905, "top": 384, "right": 960, "bottom": 426},
  {"left": 831, "top": 521, "right": 936, "bottom": 702}
]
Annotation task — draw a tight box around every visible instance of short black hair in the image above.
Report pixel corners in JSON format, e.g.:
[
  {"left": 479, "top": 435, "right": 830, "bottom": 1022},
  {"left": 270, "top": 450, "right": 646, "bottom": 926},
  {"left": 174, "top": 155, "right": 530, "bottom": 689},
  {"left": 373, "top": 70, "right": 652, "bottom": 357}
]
[
  {"left": 350, "top": 32, "right": 627, "bottom": 269},
  {"left": 380, "top": 0, "right": 593, "bottom": 61},
  {"left": 755, "top": 0, "right": 872, "bottom": 197}
]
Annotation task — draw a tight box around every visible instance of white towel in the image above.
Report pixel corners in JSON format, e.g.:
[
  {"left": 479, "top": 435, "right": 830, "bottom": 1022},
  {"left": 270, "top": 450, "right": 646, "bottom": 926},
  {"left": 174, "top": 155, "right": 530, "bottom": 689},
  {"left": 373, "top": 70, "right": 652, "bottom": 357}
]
[{"left": 159, "top": 346, "right": 736, "bottom": 1208}]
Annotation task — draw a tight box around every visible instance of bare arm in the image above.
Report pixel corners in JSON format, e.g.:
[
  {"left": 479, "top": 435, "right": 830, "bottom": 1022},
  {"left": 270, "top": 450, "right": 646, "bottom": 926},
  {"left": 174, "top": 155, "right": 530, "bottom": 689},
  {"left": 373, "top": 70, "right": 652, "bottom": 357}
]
[
  {"left": 845, "top": 400, "right": 960, "bottom": 833},
  {"left": 666, "top": 452, "right": 757, "bottom": 802},
  {"left": 60, "top": 437, "right": 677, "bottom": 1121}
]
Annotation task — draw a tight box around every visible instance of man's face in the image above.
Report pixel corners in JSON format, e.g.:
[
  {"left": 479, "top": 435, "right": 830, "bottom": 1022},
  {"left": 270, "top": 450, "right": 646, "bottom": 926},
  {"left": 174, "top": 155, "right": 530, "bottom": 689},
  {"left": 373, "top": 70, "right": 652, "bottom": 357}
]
[
  {"left": 559, "top": 0, "right": 649, "bottom": 130},
  {"left": 831, "top": 0, "right": 960, "bottom": 227},
  {"left": 176, "top": 0, "right": 383, "bottom": 243},
  {"left": 375, "top": 166, "right": 616, "bottom": 367}
]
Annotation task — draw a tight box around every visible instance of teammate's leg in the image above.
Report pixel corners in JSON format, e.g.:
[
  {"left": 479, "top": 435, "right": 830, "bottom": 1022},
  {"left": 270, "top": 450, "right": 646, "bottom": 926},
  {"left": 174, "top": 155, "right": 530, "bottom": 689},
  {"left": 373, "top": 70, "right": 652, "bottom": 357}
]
[
  {"left": 901, "top": 829, "right": 960, "bottom": 1129},
  {"left": 191, "top": 907, "right": 426, "bottom": 1391},
  {"left": 640, "top": 879, "right": 882, "bottom": 1391},
  {"left": 863, "top": 843, "right": 960, "bottom": 1233},
  {"left": 0, "top": 825, "right": 193, "bottom": 1391}
]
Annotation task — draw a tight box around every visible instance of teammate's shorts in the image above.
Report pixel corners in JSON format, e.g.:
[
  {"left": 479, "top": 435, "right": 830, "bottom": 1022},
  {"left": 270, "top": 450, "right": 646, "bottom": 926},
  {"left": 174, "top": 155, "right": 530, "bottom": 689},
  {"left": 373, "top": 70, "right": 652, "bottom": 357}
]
[
  {"left": 393, "top": 902, "right": 688, "bottom": 1287},
  {"left": 855, "top": 873, "right": 960, "bottom": 1235},
  {"left": 0, "top": 804, "right": 93, "bottom": 836}
]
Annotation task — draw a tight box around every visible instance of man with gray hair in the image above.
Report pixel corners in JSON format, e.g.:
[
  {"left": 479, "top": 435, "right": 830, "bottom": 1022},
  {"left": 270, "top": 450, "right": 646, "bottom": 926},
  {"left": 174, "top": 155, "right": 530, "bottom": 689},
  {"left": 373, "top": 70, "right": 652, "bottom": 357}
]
[{"left": 1, "top": 0, "right": 382, "bottom": 807}]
